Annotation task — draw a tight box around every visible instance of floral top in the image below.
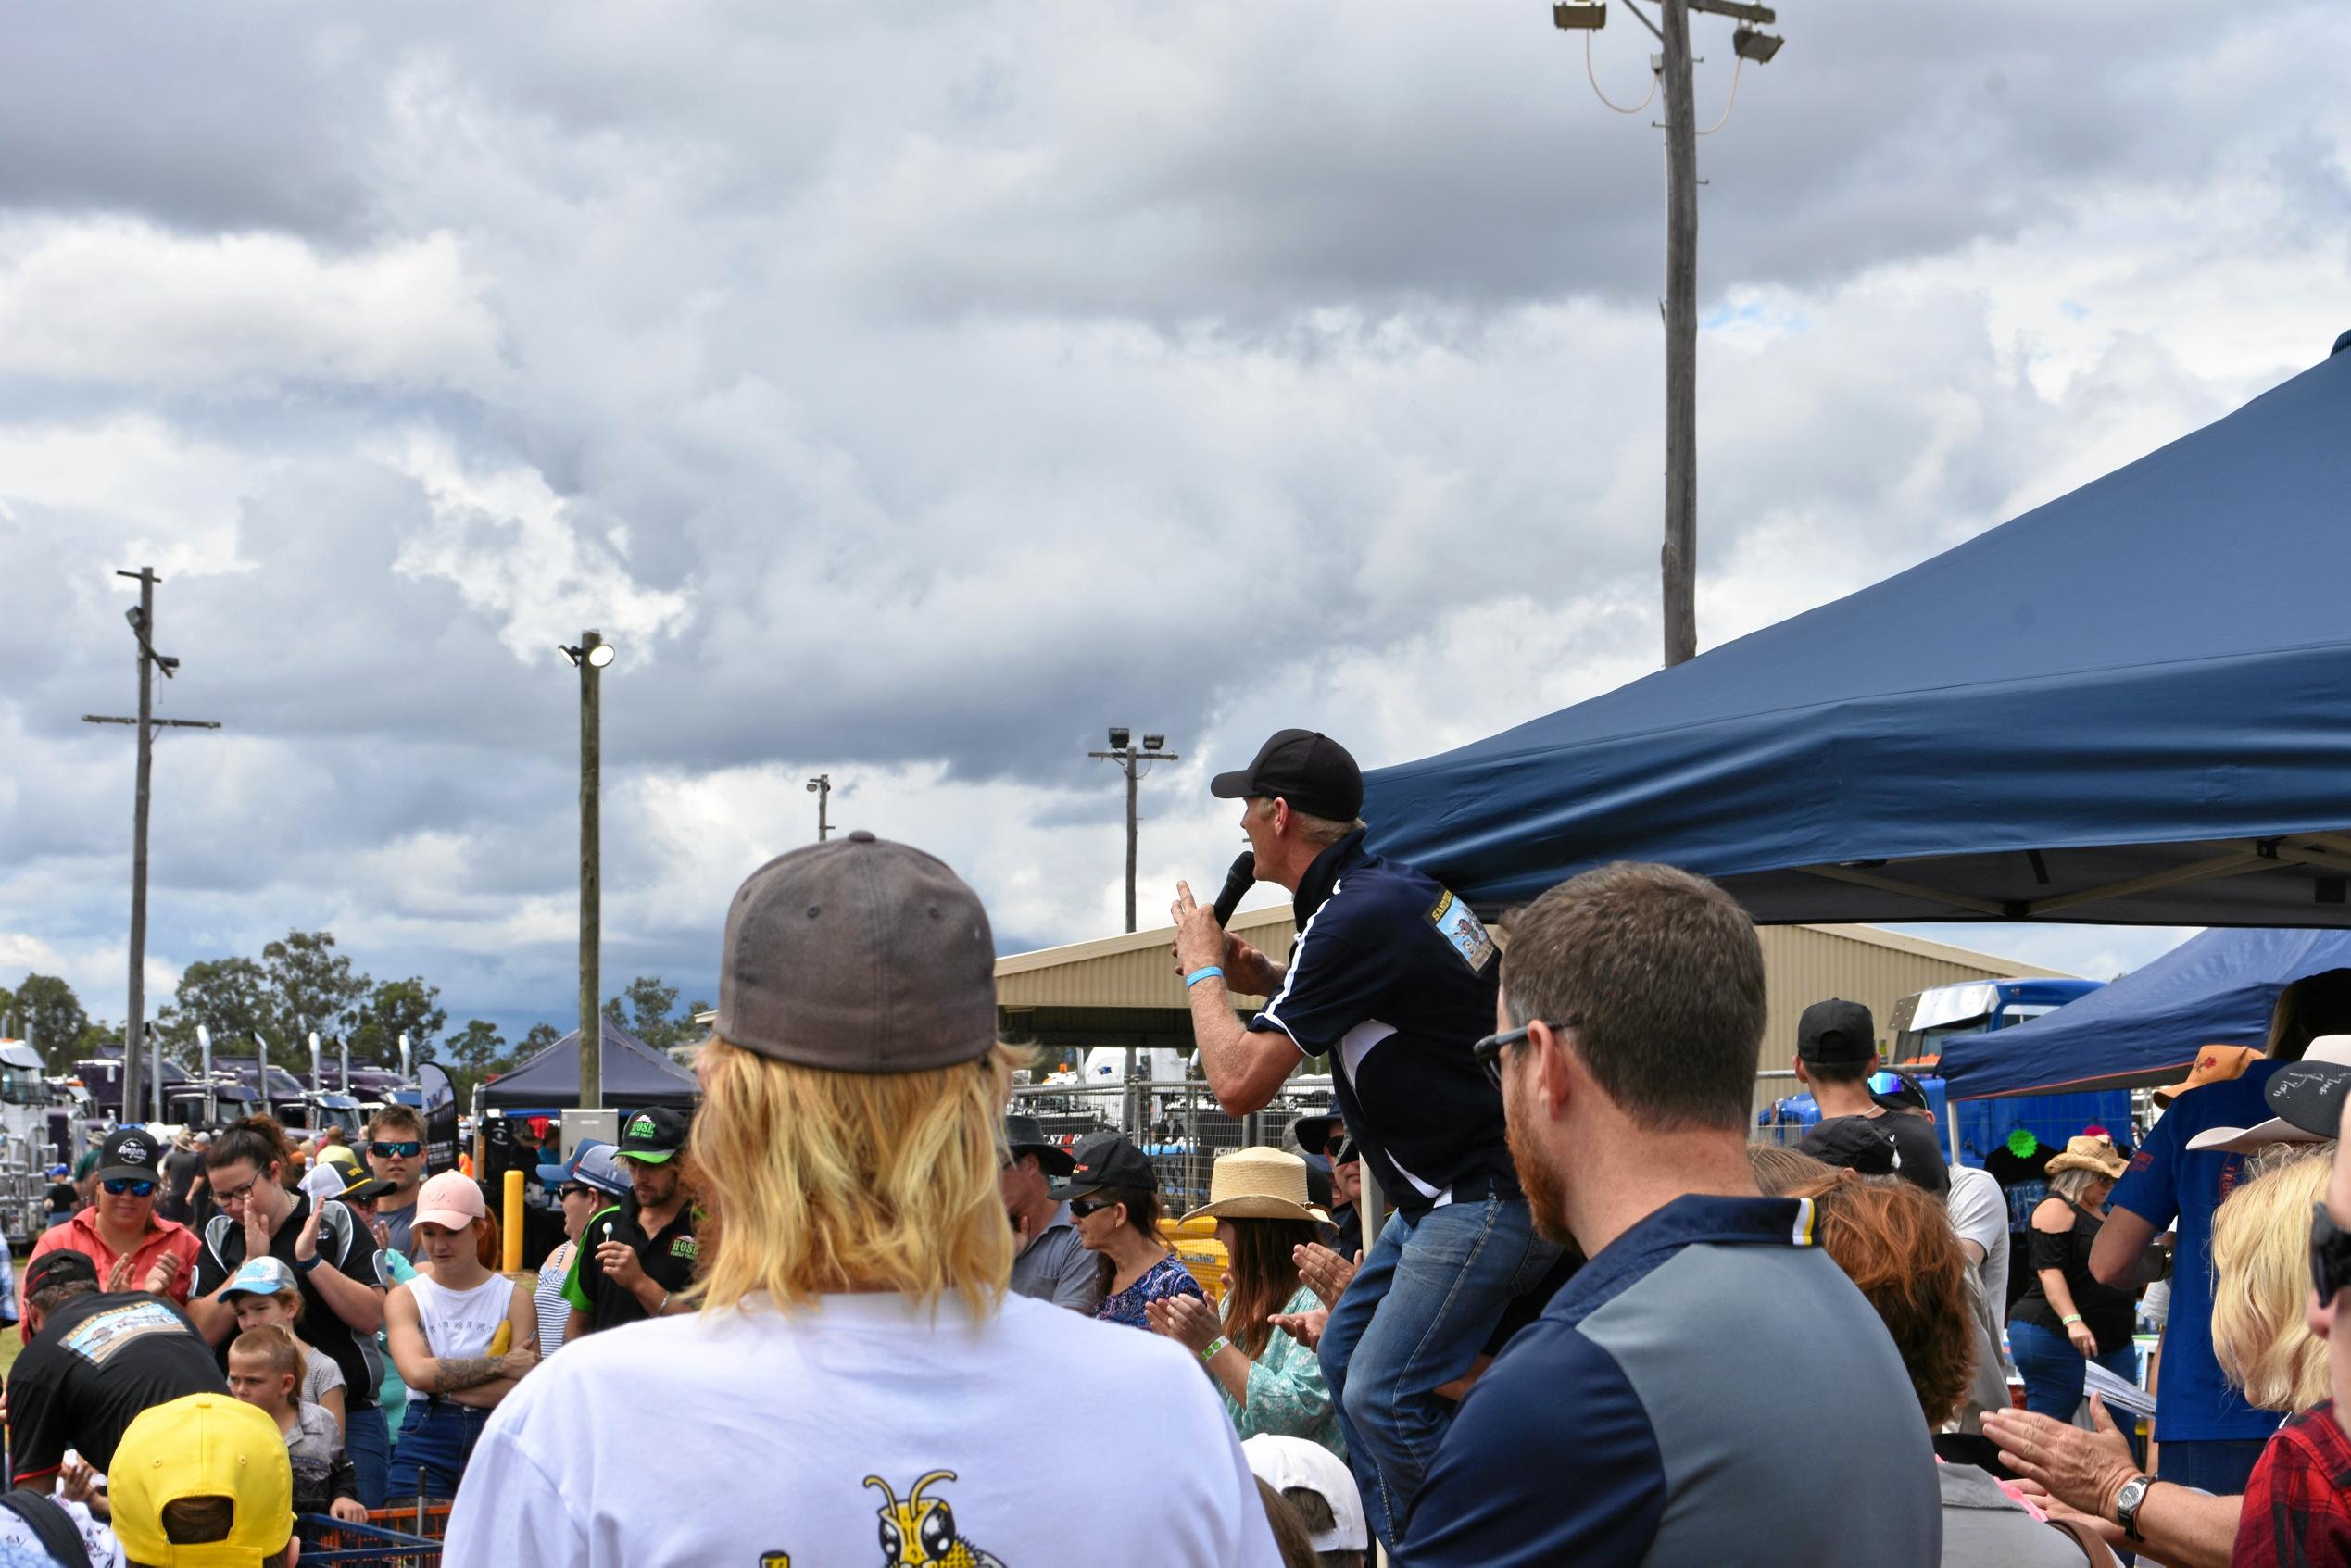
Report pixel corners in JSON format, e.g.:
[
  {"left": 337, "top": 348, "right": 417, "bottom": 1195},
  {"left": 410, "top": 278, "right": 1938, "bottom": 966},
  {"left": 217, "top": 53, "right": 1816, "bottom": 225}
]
[
  {"left": 1224, "top": 1284, "right": 1344, "bottom": 1458},
  {"left": 1094, "top": 1251, "right": 1202, "bottom": 1330}
]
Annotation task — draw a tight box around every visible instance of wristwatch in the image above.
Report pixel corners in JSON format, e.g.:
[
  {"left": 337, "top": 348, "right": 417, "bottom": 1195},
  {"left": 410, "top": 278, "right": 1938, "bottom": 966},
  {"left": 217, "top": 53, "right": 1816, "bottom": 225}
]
[{"left": 2114, "top": 1474, "right": 2155, "bottom": 1541}]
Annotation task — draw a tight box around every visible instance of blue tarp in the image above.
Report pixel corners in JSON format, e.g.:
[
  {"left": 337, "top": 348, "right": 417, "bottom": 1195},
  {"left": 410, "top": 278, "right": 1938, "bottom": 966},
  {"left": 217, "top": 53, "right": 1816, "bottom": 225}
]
[
  {"left": 1362, "top": 340, "right": 2351, "bottom": 926},
  {"left": 1940, "top": 928, "right": 2351, "bottom": 1098}
]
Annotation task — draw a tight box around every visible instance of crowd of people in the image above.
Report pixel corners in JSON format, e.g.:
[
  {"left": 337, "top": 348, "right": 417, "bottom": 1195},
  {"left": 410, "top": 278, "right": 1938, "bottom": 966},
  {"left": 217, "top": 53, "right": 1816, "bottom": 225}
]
[{"left": 18, "top": 724, "right": 2351, "bottom": 1566}]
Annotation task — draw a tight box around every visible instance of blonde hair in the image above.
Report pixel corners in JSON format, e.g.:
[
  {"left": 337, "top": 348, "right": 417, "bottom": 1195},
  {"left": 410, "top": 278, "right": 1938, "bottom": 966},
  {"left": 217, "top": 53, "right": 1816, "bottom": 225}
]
[
  {"left": 2212, "top": 1140, "right": 2333, "bottom": 1412},
  {"left": 691, "top": 1035, "right": 1021, "bottom": 1316},
  {"left": 2048, "top": 1165, "right": 2112, "bottom": 1205},
  {"left": 230, "top": 1323, "right": 304, "bottom": 1386}
]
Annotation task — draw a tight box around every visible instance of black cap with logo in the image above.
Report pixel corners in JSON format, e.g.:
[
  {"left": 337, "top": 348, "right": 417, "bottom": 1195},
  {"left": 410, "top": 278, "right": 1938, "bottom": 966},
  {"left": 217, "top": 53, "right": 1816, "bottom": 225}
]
[
  {"left": 1210, "top": 730, "right": 1364, "bottom": 824},
  {"left": 1805, "top": 1117, "right": 1903, "bottom": 1177},
  {"left": 616, "top": 1106, "right": 689, "bottom": 1165},
  {"left": 96, "top": 1125, "right": 166, "bottom": 1186},
  {"left": 1047, "top": 1131, "right": 1159, "bottom": 1199}
]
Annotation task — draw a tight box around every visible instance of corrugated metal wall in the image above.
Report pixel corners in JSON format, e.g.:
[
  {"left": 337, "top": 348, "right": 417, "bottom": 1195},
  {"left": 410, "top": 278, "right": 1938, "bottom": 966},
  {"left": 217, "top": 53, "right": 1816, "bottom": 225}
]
[{"left": 998, "top": 911, "right": 2073, "bottom": 1065}]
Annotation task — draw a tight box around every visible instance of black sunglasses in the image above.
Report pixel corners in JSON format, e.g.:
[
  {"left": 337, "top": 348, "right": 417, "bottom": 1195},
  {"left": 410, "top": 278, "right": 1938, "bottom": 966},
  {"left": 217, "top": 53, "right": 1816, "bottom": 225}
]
[
  {"left": 1069, "top": 1197, "right": 1120, "bottom": 1218},
  {"left": 559, "top": 1184, "right": 597, "bottom": 1201},
  {"left": 370, "top": 1140, "right": 423, "bottom": 1160},
  {"left": 2312, "top": 1202, "right": 2351, "bottom": 1304}
]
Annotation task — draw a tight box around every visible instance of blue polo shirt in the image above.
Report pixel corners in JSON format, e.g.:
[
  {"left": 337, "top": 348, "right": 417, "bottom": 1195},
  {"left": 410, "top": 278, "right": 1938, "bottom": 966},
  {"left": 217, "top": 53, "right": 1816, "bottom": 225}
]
[
  {"left": 1402, "top": 1195, "right": 1940, "bottom": 1567},
  {"left": 2109, "top": 1058, "right": 2289, "bottom": 1443},
  {"left": 1250, "top": 832, "right": 1515, "bottom": 1215}
]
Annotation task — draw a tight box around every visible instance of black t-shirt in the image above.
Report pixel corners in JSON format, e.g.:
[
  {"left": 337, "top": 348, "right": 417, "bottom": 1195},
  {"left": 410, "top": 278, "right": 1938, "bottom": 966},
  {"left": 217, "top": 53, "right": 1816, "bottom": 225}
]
[
  {"left": 44, "top": 1184, "right": 77, "bottom": 1222},
  {"left": 1248, "top": 833, "right": 1517, "bottom": 1216},
  {"left": 6, "top": 1290, "right": 229, "bottom": 1479},
  {"left": 2010, "top": 1198, "right": 2140, "bottom": 1353},
  {"left": 195, "top": 1193, "right": 384, "bottom": 1408},
  {"left": 573, "top": 1194, "right": 700, "bottom": 1334},
  {"left": 1800, "top": 1111, "right": 1950, "bottom": 1197},
  {"left": 160, "top": 1147, "right": 206, "bottom": 1205}
]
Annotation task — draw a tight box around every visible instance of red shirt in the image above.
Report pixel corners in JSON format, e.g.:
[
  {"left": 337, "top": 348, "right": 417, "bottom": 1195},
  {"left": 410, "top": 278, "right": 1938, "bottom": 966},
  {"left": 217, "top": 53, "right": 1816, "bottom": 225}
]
[
  {"left": 2234, "top": 1401, "right": 2351, "bottom": 1568},
  {"left": 20, "top": 1209, "right": 202, "bottom": 1341}
]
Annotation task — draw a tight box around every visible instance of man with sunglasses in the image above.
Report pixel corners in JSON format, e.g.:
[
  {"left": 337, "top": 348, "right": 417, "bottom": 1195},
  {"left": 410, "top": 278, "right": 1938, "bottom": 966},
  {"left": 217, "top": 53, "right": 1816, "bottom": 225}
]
[
  {"left": 1172, "top": 728, "right": 1553, "bottom": 1550},
  {"left": 20, "top": 1126, "right": 203, "bottom": 1343},
  {"left": 362, "top": 1106, "right": 429, "bottom": 1261}
]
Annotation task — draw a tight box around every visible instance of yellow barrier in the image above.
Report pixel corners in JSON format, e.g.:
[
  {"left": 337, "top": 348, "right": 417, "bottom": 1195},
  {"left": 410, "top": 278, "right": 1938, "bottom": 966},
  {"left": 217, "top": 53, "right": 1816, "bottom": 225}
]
[{"left": 502, "top": 1169, "right": 524, "bottom": 1273}]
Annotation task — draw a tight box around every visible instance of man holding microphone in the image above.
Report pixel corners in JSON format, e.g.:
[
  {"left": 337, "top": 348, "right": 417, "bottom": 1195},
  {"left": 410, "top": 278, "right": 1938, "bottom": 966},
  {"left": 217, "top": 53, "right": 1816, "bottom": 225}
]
[{"left": 1172, "top": 728, "right": 1558, "bottom": 1550}]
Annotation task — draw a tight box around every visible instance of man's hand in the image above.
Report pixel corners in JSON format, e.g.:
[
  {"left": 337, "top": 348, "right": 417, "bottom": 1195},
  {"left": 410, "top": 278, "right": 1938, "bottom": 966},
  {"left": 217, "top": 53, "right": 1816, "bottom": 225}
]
[
  {"left": 1170, "top": 883, "right": 1228, "bottom": 976},
  {"left": 596, "top": 1239, "right": 645, "bottom": 1290},
  {"left": 331, "top": 1497, "right": 370, "bottom": 1524},
  {"left": 1145, "top": 1292, "right": 1225, "bottom": 1355},
  {"left": 1294, "top": 1242, "right": 1360, "bottom": 1309},
  {"left": 1011, "top": 1208, "right": 1036, "bottom": 1258},
  {"left": 1983, "top": 1396, "right": 2140, "bottom": 1523},
  {"left": 1219, "top": 935, "right": 1283, "bottom": 997},
  {"left": 1271, "top": 1306, "right": 1328, "bottom": 1350},
  {"left": 143, "top": 1249, "right": 183, "bottom": 1297}
]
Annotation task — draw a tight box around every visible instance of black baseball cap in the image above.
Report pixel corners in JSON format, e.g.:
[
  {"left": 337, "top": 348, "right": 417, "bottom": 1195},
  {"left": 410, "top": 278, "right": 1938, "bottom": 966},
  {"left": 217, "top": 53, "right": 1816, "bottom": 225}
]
[
  {"left": 1797, "top": 999, "right": 1877, "bottom": 1065},
  {"left": 96, "top": 1125, "right": 166, "bottom": 1186},
  {"left": 1048, "top": 1131, "right": 1158, "bottom": 1199},
  {"left": 1003, "top": 1115, "right": 1075, "bottom": 1177},
  {"left": 1289, "top": 1113, "right": 1343, "bottom": 1157},
  {"left": 1805, "top": 1117, "right": 1902, "bottom": 1177},
  {"left": 616, "top": 1106, "right": 689, "bottom": 1164},
  {"left": 27, "top": 1249, "right": 99, "bottom": 1296},
  {"left": 1210, "top": 730, "right": 1364, "bottom": 824},
  {"left": 2266, "top": 1060, "right": 2351, "bottom": 1139}
]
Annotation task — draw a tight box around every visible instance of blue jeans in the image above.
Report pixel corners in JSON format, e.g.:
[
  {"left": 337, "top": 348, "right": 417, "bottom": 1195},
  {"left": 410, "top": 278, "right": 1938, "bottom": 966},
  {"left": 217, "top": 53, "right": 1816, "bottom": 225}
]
[
  {"left": 387, "top": 1399, "right": 493, "bottom": 1501},
  {"left": 345, "top": 1403, "right": 391, "bottom": 1509},
  {"left": 2009, "top": 1320, "right": 2145, "bottom": 1464},
  {"left": 1317, "top": 1195, "right": 1559, "bottom": 1548},
  {"left": 2156, "top": 1438, "right": 2271, "bottom": 1497}
]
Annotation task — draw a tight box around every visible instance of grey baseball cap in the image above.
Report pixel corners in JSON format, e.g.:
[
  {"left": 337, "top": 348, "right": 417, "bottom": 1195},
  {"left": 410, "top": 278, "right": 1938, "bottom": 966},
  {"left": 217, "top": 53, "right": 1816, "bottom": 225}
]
[{"left": 713, "top": 831, "right": 999, "bottom": 1073}]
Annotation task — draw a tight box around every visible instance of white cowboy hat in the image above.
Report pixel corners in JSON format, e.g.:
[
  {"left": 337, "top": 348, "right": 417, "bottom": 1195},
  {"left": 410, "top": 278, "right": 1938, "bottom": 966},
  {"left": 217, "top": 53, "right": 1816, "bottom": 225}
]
[
  {"left": 2187, "top": 1035, "right": 2351, "bottom": 1154},
  {"left": 1181, "top": 1146, "right": 1330, "bottom": 1226}
]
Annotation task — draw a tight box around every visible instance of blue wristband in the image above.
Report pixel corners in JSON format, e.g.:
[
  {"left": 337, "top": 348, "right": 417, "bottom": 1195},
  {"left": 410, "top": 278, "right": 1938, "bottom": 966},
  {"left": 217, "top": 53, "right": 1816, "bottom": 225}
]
[{"left": 1185, "top": 966, "right": 1225, "bottom": 989}]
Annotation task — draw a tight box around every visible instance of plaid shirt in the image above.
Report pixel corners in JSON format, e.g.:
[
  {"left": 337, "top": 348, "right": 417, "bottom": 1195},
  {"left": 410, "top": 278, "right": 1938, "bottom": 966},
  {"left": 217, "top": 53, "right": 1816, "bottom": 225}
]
[{"left": 2233, "top": 1401, "right": 2351, "bottom": 1568}]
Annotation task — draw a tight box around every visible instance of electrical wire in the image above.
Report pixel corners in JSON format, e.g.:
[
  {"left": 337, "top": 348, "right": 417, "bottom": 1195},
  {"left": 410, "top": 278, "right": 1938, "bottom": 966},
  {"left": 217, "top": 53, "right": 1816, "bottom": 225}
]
[
  {"left": 1695, "top": 54, "right": 1744, "bottom": 136},
  {"left": 1585, "top": 28, "right": 1657, "bottom": 116}
]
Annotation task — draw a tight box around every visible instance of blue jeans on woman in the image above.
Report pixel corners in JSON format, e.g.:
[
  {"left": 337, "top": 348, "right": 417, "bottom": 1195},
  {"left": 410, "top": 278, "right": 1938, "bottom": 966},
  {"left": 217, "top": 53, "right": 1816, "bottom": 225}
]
[
  {"left": 345, "top": 1404, "right": 390, "bottom": 1509},
  {"left": 387, "top": 1399, "right": 494, "bottom": 1501},
  {"left": 1316, "top": 1194, "right": 1560, "bottom": 1549},
  {"left": 2008, "top": 1318, "right": 2145, "bottom": 1464}
]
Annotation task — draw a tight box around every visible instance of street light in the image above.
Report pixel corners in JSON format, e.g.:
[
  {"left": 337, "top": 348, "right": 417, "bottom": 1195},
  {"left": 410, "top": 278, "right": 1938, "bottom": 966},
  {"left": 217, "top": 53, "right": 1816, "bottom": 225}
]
[
  {"left": 807, "top": 774, "right": 833, "bottom": 841},
  {"left": 1087, "top": 728, "right": 1181, "bottom": 934},
  {"left": 558, "top": 642, "right": 618, "bottom": 670},
  {"left": 1732, "top": 24, "right": 1783, "bottom": 61},
  {"left": 568, "top": 628, "right": 610, "bottom": 1109}
]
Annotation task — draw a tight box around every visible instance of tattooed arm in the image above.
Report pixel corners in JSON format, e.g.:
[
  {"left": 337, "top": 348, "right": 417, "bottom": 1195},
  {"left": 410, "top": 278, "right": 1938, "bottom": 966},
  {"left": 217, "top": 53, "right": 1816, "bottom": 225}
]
[{"left": 383, "top": 1285, "right": 539, "bottom": 1408}]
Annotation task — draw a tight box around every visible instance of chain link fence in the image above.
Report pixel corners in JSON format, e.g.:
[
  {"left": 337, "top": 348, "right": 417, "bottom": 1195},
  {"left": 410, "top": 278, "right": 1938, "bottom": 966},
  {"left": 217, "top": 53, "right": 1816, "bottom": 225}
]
[{"left": 1749, "top": 1068, "right": 1811, "bottom": 1146}]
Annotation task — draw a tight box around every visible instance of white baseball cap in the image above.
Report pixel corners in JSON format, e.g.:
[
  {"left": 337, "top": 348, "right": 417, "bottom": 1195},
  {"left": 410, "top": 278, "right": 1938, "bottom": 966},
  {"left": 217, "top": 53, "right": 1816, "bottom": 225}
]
[
  {"left": 1243, "top": 1435, "right": 1366, "bottom": 1555},
  {"left": 2186, "top": 1035, "right": 2351, "bottom": 1154}
]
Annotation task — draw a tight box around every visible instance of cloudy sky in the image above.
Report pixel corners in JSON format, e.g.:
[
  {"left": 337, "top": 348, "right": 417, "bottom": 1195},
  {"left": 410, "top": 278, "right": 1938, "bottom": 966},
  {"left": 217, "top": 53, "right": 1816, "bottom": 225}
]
[{"left": 4, "top": 0, "right": 2345, "bottom": 1049}]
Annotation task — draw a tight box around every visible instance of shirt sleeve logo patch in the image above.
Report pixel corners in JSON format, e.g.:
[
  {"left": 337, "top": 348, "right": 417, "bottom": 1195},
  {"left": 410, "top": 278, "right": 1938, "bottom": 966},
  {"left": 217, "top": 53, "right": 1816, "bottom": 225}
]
[{"left": 1426, "top": 891, "right": 1496, "bottom": 972}]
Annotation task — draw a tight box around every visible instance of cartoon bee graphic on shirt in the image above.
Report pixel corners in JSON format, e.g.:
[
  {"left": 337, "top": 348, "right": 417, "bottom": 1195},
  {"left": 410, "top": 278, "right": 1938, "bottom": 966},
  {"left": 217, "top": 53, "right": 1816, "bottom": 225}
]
[{"left": 863, "top": 1472, "right": 1006, "bottom": 1568}]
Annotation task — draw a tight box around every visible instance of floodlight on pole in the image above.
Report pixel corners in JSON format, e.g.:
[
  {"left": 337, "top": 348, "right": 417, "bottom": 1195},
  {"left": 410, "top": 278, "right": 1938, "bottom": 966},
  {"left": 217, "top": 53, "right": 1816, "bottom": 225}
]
[
  {"left": 1553, "top": 2, "right": 1608, "bottom": 28},
  {"left": 586, "top": 642, "right": 616, "bottom": 669},
  {"left": 1732, "top": 24, "right": 1783, "bottom": 61},
  {"left": 559, "top": 641, "right": 619, "bottom": 669}
]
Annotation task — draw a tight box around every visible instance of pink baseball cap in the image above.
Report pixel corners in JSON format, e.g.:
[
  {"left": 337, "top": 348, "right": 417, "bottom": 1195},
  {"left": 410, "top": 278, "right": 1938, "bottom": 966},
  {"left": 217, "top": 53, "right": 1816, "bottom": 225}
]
[{"left": 413, "top": 1171, "right": 488, "bottom": 1231}]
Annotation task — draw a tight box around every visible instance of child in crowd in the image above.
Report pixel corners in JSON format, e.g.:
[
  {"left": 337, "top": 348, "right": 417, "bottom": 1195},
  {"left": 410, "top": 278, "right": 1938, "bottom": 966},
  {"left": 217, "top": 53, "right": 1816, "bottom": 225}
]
[
  {"left": 228, "top": 1323, "right": 369, "bottom": 1527},
  {"left": 220, "top": 1255, "right": 348, "bottom": 1437}
]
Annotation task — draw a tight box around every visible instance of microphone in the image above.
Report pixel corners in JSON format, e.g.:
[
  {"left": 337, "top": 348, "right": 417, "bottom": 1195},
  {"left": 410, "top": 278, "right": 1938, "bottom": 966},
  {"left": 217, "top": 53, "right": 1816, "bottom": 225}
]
[{"left": 1212, "top": 850, "right": 1258, "bottom": 929}]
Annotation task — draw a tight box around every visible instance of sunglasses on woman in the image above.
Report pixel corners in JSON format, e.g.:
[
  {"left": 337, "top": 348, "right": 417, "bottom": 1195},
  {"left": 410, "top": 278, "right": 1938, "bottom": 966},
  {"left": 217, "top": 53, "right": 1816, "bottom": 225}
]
[
  {"left": 102, "top": 1177, "right": 157, "bottom": 1198},
  {"left": 2312, "top": 1201, "right": 2351, "bottom": 1303},
  {"left": 1069, "top": 1197, "right": 1120, "bottom": 1218},
  {"left": 370, "top": 1140, "right": 423, "bottom": 1160}
]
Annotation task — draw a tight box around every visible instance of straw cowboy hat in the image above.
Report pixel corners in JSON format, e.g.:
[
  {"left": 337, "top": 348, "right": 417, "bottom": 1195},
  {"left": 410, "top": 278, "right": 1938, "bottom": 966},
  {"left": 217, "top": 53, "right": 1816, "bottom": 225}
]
[
  {"left": 1183, "top": 1146, "right": 1330, "bottom": 1226},
  {"left": 2043, "top": 1134, "right": 2129, "bottom": 1181}
]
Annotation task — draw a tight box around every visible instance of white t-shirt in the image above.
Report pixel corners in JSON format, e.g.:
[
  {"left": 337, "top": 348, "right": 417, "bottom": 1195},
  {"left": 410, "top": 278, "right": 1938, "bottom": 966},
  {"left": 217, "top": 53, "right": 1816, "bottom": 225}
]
[
  {"left": 1946, "top": 1163, "right": 2010, "bottom": 1324},
  {"left": 448, "top": 1290, "right": 1284, "bottom": 1568}
]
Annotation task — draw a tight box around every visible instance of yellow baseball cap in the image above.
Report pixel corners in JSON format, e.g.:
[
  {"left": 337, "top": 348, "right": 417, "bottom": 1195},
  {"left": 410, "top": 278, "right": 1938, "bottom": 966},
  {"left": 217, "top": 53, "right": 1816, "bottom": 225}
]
[{"left": 109, "top": 1394, "right": 294, "bottom": 1567}]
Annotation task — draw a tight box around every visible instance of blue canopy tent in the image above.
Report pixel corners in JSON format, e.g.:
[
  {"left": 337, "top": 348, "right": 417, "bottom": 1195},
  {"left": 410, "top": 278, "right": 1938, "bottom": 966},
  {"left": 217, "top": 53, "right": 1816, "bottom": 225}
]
[
  {"left": 1939, "top": 928, "right": 2351, "bottom": 1098},
  {"left": 1362, "top": 338, "right": 2351, "bottom": 927},
  {"left": 477, "top": 1022, "right": 698, "bottom": 1111}
]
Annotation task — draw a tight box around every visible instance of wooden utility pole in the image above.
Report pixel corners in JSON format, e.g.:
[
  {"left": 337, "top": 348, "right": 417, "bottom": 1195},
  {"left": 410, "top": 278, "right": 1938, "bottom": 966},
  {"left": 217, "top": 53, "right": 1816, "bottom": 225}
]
[
  {"left": 1087, "top": 730, "right": 1180, "bottom": 935},
  {"left": 1660, "top": 0, "right": 1700, "bottom": 668},
  {"left": 578, "top": 628, "right": 605, "bottom": 1110},
  {"left": 82, "top": 567, "right": 220, "bottom": 1123}
]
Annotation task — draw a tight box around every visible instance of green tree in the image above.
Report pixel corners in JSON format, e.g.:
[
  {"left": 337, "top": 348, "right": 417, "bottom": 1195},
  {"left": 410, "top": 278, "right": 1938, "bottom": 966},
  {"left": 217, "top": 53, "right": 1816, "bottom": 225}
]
[
  {"left": 12, "top": 975, "right": 94, "bottom": 1070},
  {"left": 445, "top": 1018, "right": 512, "bottom": 1106},
  {"left": 348, "top": 976, "right": 446, "bottom": 1067},
  {"left": 603, "top": 975, "right": 702, "bottom": 1050},
  {"left": 521, "top": 1022, "right": 562, "bottom": 1056},
  {"left": 157, "top": 957, "right": 273, "bottom": 1061},
  {"left": 259, "top": 930, "right": 373, "bottom": 1053}
]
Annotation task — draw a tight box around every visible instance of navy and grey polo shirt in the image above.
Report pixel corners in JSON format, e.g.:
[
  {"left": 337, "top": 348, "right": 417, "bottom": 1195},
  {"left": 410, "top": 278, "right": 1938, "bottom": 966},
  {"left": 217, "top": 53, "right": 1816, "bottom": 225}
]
[
  {"left": 1249, "top": 831, "right": 1515, "bottom": 1214},
  {"left": 1402, "top": 1195, "right": 1942, "bottom": 1567}
]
